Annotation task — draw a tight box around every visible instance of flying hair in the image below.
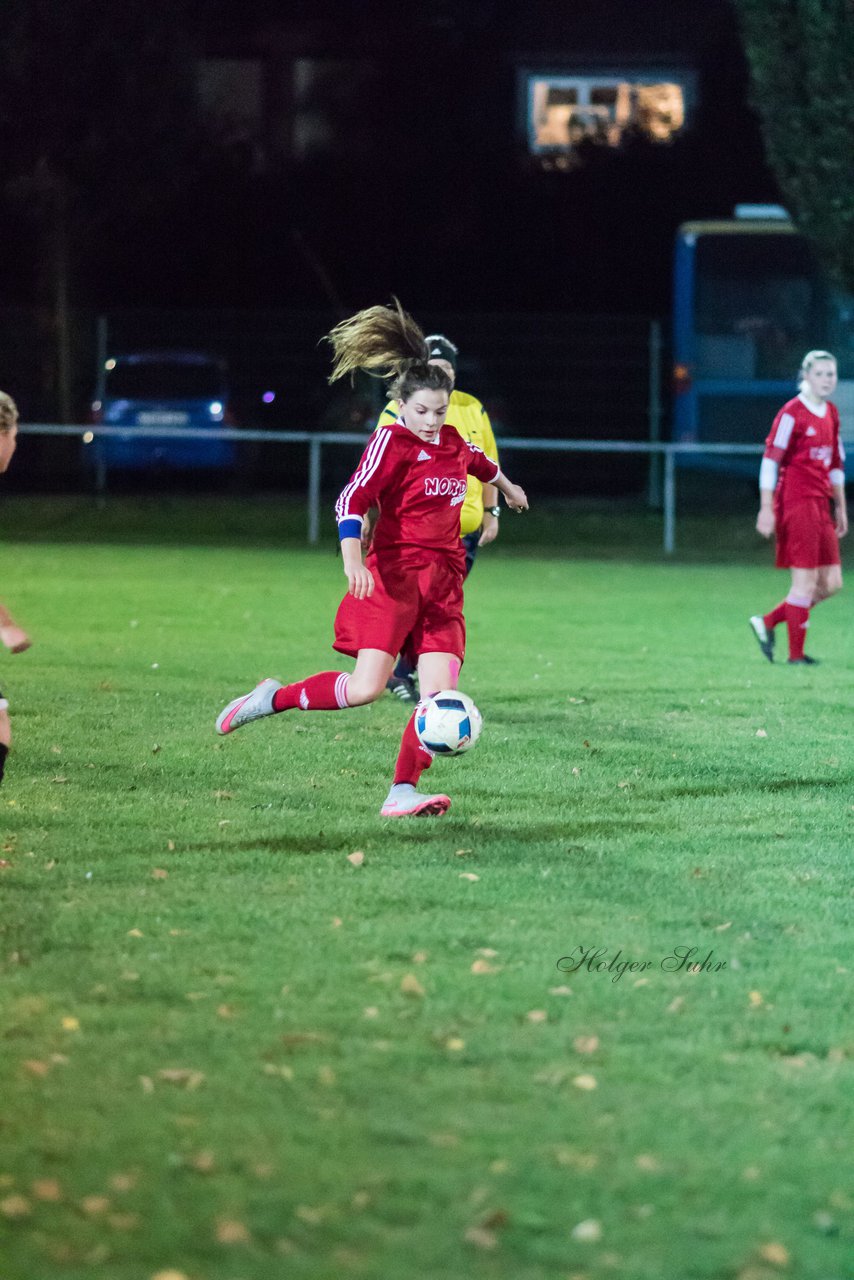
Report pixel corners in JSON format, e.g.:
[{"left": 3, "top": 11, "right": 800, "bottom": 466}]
[{"left": 326, "top": 297, "right": 430, "bottom": 385}]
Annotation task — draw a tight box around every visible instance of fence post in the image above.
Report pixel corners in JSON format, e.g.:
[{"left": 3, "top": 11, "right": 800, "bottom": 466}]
[
  {"left": 663, "top": 448, "right": 676, "bottom": 555},
  {"left": 308, "top": 437, "right": 322, "bottom": 544},
  {"left": 647, "top": 319, "right": 663, "bottom": 508}
]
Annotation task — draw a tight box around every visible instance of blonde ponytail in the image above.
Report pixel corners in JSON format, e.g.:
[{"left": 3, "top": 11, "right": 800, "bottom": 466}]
[{"left": 326, "top": 298, "right": 428, "bottom": 384}]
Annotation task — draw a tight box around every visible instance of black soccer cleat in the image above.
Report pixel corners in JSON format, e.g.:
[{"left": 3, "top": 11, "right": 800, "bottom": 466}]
[
  {"left": 748, "top": 615, "right": 775, "bottom": 663},
  {"left": 386, "top": 674, "right": 419, "bottom": 704},
  {"left": 787, "top": 655, "right": 820, "bottom": 665}
]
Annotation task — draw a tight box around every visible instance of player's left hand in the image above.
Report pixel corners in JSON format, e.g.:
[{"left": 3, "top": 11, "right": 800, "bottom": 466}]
[
  {"left": 478, "top": 514, "right": 499, "bottom": 546},
  {"left": 0, "top": 625, "right": 31, "bottom": 653},
  {"left": 503, "top": 483, "right": 528, "bottom": 512}
]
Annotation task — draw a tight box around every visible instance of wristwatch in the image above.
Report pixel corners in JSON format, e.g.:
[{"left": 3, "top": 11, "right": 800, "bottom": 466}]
[{"left": 486, "top": 506, "right": 501, "bottom": 518}]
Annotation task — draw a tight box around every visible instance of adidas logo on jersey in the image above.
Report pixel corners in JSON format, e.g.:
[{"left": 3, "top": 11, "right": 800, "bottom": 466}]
[
  {"left": 417, "top": 449, "right": 432, "bottom": 461},
  {"left": 805, "top": 426, "right": 817, "bottom": 436}
]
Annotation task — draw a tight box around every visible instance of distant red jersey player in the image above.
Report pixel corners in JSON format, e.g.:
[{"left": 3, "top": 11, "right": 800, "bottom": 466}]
[
  {"left": 749, "top": 350, "right": 847, "bottom": 664},
  {"left": 215, "top": 300, "right": 529, "bottom": 817}
]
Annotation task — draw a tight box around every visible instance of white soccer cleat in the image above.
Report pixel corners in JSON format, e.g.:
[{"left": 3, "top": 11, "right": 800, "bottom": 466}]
[
  {"left": 380, "top": 782, "right": 451, "bottom": 818},
  {"left": 748, "top": 615, "right": 775, "bottom": 664},
  {"left": 216, "top": 678, "right": 283, "bottom": 735}
]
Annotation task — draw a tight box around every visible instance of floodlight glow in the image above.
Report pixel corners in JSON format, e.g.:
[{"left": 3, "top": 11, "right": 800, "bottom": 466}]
[{"left": 262, "top": 391, "right": 276, "bottom": 404}]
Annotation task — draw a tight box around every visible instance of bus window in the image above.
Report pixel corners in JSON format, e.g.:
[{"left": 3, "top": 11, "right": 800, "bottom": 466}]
[
  {"left": 693, "top": 234, "right": 822, "bottom": 380},
  {"left": 672, "top": 218, "right": 851, "bottom": 456}
]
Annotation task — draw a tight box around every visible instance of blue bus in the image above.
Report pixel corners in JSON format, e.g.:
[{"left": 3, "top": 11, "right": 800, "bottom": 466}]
[{"left": 672, "top": 209, "right": 854, "bottom": 467}]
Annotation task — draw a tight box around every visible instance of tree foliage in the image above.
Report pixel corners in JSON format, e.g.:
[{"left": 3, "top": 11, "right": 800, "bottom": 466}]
[{"left": 733, "top": 0, "right": 854, "bottom": 289}]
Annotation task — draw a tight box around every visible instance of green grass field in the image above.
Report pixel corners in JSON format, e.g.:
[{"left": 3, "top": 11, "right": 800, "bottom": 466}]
[{"left": 0, "top": 497, "right": 852, "bottom": 1280}]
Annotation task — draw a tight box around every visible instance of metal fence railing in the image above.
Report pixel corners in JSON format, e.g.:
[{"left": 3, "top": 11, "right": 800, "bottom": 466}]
[{"left": 16, "top": 423, "right": 778, "bottom": 555}]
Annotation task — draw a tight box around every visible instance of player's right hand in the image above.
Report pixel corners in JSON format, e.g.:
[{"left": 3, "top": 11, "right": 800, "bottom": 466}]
[
  {"left": 346, "top": 565, "right": 375, "bottom": 599},
  {"left": 755, "top": 509, "right": 775, "bottom": 539}
]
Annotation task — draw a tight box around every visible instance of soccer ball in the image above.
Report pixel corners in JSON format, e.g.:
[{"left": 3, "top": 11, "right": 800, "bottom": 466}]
[{"left": 415, "top": 689, "right": 482, "bottom": 756}]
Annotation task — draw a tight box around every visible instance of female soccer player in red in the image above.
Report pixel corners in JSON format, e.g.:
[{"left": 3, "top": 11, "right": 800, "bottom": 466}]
[
  {"left": 749, "top": 350, "right": 847, "bottom": 665},
  {"left": 216, "top": 301, "right": 528, "bottom": 816}
]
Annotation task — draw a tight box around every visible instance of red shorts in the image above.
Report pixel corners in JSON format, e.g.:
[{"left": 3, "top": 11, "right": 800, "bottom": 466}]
[
  {"left": 333, "top": 550, "right": 465, "bottom": 664},
  {"left": 775, "top": 497, "right": 840, "bottom": 569}
]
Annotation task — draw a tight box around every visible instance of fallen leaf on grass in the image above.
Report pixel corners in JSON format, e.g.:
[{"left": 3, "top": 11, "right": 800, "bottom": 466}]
[
  {"left": 157, "top": 1068, "right": 205, "bottom": 1090},
  {"left": 32, "top": 1178, "right": 62, "bottom": 1202},
  {"left": 459, "top": 872, "right": 480, "bottom": 882},
  {"left": 412, "top": 950, "right": 428, "bottom": 963},
  {"left": 262, "top": 1063, "right": 295, "bottom": 1080},
  {"left": 216, "top": 1004, "right": 236, "bottom": 1019},
  {"left": 108, "top": 1212, "right": 140, "bottom": 1230},
  {"left": 749, "top": 991, "right": 765, "bottom": 1008},
  {"left": 139, "top": 1075, "right": 155, "bottom": 1093},
  {"left": 571, "top": 1218, "right": 602, "bottom": 1242},
  {"left": 23, "top": 1059, "right": 50, "bottom": 1078},
  {"left": 167, "top": 840, "right": 175, "bottom": 852},
  {"left": 635, "top": 1154, "right": 660, "bottom": 1172},
  {"left": 81, "top": 1195, "right": 111, "bottom": 1215},
  {"left": 573, "top": 1035, "right": 599, "bottom": 1054},
  {"left": 471, "top": 959, "right": 499, "bottom": 975},
  {"left": 127, "top": 928, "right": 144, "bottom": 938},
  {"left": 455, "top": 848, "right": 473, "bottom": 857},
  {"left": 526, "top": 1010, "right": 547, "bottom": 1023},
  {"left": 572, "top": 1074, "right": 597, "bottom": 1091},
  {"left": 0, "top": 1189, "right": 29, "bottom": 1220},
  {"left": 464, "top": 1225, "right": 498, "bottom": 1250},
  {"left": 151, "top": 868, "right": 168, "bottom": 880},
  {"left": 400, "top": 974, "right": 425, "bottom": 998},
  {"left": 759, "top": 1242, "right": 790, "bottom": 1266},
  {"left": 347, "top": 851, "right": 365, "bottom": 867},
  {"left": 109, "top": 1172, "right": 137, "bottom": 1192},
  {"left": 295, "top": 1204, "right": 328, "bottom": 1225},
  {"left": 714, "top": 921, "right": 732, "bottom": 932},
  {"left": 476, "top": 947, "right": 498, "bottom": 957},
  {"left": 151, "top": 1271, "right": 190, "bottom": 1280},
  {"left": 549, "top": 985, "right": 572, "bottom": 996},
  {"left": 666, "top": 997, "right": 685, "bottom": 1014},
  {"left": 755, "top": 729, "right": 768, "bottom": 738},
  {"left": 446, "top": 1037, "right": 465, "bottom": 1052},
  {"left": 215, "top": 1218, "right": 251, "bottom": 1244},
  {"left": 189, "top": 1151, "right": 216, "bottom": 1173},
  {"left": 317, "top": 1065, "right": 336, "bottom": 1086},
  {"left": 61, "top": 1016, "right": 80, "bottom": 1032}
]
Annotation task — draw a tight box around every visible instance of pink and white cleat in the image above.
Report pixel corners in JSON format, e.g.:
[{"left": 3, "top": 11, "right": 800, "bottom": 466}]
[
  {"left": 216, "top": 678, "right": 283, "bottom": 735},
  {"left": 380, "top": 783, "right": 451, "bottom": 818}
]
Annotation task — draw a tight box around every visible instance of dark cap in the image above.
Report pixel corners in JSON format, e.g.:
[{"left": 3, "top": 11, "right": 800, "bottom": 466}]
[{"left": 424, "top": 334, "right": 458, "bottom": 370}]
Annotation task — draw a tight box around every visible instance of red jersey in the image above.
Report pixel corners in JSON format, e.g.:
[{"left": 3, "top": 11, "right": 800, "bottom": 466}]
[
  {"left": 335, "top": 421, "right": 500, "bottom": 563},
  {"left": 763, "top": 396, "right": 845, "bottom": 504}
]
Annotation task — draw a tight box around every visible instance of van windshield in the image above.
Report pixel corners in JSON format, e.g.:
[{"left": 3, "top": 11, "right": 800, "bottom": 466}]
[{"left": 106, "top": 361, "right": 224, "bottom": 400}]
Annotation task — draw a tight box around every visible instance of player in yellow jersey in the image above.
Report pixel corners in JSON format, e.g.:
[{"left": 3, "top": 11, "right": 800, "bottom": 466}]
[{"left": 374, "top": 334, "right": 501, "bottom": 702}]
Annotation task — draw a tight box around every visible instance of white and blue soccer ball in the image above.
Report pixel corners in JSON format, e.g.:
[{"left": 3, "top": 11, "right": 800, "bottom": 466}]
[{"left": 415, "top": 689, "right": 482, "bottom": 756}]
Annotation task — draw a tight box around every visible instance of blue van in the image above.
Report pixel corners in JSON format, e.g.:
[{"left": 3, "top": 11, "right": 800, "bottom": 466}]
[{"left": 88, "top": 351, "right": 236, "bottom": 471}]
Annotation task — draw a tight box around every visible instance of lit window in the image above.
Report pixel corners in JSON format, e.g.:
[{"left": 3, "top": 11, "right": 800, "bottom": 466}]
[{"left": 522, "top": 70, "right": 693, "bottom": 168}]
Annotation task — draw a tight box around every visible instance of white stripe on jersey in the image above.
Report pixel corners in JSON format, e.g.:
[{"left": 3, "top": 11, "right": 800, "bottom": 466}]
[
  {"left": 839, "top": 439, "right": 846, "bottom": 463},
  {"left": 465, "top": 440, "right": 501, "bottom": 482},
  {"left": 773, "top": 411, "right": 796, "bottom": 451},
  {"left": 335, "top": 428, "right": 392, "bottom": 522}
]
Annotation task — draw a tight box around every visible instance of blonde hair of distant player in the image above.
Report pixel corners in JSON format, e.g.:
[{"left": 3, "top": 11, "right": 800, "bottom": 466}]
[{"left": 797, "top": 350, "right": 836, "bottom": 389}]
